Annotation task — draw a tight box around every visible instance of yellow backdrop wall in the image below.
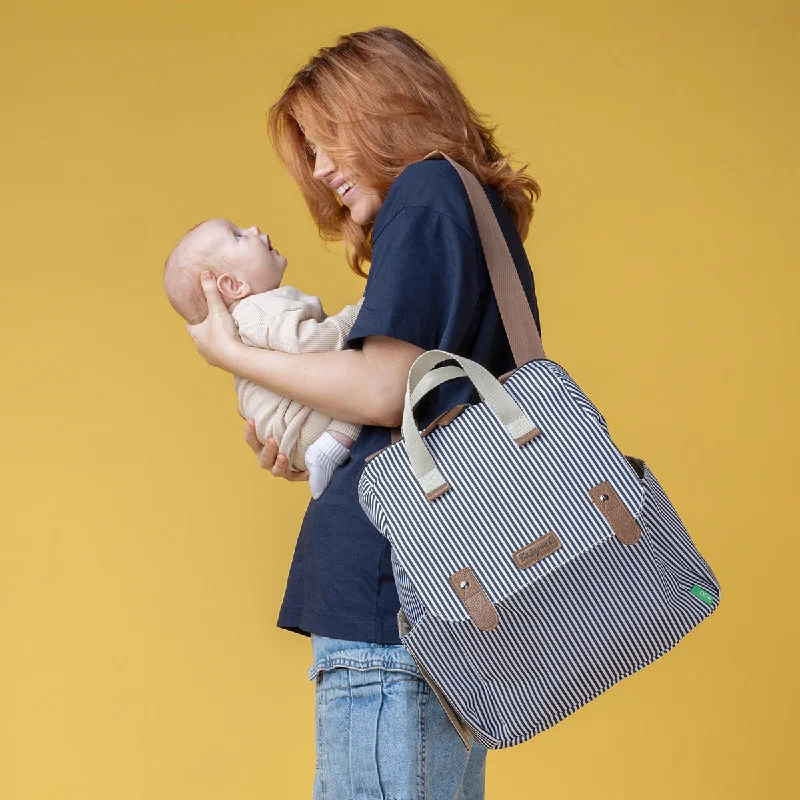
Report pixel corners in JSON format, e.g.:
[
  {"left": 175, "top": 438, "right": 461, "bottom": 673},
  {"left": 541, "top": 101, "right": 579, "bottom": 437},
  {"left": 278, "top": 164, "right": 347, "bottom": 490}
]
[{"left": 1, "top": 0, "right": 797, "bottom": 797}]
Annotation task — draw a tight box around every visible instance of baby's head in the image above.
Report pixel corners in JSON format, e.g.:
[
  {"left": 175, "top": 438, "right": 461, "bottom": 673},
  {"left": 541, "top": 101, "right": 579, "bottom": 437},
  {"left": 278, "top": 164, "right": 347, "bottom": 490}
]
[{"left": 164, "top": 218, "right": 288, "bottom": 324}]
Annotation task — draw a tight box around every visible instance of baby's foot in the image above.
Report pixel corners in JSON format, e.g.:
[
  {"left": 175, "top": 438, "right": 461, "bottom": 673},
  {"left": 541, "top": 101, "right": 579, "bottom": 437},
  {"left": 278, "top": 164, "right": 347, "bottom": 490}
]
[{"left": 305, "top": 432, "right": 351, "bottom": 499}]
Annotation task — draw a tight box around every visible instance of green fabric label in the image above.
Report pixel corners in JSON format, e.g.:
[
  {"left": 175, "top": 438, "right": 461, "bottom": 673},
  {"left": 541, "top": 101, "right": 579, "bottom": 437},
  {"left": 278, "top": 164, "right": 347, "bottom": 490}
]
[{"left": 690, "top": 584, "right": 715, "bottom": 606}]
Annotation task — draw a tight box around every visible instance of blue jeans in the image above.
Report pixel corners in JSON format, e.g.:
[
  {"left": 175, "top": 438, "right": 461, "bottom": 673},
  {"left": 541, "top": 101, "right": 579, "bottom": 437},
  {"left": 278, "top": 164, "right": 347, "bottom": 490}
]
[{"left": 309, "top": 634, "right": 487, "bottom": 800}]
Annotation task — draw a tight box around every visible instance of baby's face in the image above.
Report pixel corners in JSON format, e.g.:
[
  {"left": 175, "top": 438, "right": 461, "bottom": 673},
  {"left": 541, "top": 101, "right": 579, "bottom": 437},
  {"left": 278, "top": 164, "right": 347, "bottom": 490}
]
[{"left": 195, "top": 218, "right": 288, "bottom": 296}]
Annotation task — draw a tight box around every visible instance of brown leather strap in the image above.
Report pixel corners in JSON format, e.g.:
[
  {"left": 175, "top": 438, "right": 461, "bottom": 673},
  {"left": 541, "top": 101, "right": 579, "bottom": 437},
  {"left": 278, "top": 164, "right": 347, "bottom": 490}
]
[
  {"left": 388, "top": 152, "right": 544, "bottom": 444},
  {"left": 425, "top": 151, "right": 545, "bottom": 365}
]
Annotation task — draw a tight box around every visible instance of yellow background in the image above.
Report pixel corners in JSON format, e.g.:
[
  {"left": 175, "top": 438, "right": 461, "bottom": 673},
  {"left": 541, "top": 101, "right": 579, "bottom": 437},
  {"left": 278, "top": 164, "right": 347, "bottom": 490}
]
[{"left": 2, "top": 0, "right": 797, "bottom": 797}]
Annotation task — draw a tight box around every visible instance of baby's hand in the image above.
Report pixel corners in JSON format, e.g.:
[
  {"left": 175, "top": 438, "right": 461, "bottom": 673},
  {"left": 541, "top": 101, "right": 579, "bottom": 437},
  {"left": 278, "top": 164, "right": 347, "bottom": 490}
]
[{"left": 244, "top": 419, "right": 310, "bottom": 482}]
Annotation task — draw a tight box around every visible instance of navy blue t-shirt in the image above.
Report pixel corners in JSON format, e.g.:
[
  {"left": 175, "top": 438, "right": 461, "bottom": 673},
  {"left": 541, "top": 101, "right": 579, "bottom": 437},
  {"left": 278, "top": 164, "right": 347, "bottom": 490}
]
[{"left": 277, "top": 158, "right": 542, "bottom": 644}]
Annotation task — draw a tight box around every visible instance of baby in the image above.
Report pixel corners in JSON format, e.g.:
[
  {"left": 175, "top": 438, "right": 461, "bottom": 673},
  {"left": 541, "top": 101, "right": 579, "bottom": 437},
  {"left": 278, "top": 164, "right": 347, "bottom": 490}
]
[{"left": 163, "top": 218, "right": 364, "bottom": 499}]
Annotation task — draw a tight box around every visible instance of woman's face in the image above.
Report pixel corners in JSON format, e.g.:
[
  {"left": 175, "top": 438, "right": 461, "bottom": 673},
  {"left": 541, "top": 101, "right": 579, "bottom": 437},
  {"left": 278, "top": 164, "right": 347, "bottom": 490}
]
[{"left": 310, "top": 143, "right": 383, "bottom": 225}]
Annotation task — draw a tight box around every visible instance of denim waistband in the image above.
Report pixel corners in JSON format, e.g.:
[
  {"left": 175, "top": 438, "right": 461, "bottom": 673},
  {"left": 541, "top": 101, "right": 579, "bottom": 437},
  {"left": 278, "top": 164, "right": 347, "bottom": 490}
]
[{"left": 308, "top": 633, "right": 423, "bottom": 681}]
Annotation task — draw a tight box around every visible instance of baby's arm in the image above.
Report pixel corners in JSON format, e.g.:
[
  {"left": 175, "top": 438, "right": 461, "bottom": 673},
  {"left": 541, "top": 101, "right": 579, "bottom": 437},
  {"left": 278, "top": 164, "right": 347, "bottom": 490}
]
[{"left": 235, "top": 293, "right": 364, "bottom": 354}]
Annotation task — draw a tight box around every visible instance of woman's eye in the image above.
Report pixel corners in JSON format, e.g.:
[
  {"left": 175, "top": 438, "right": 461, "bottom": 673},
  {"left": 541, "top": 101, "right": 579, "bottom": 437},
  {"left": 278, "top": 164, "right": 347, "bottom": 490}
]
[{"left": 234, "top": 233, "right": 243, "bottom": 239}]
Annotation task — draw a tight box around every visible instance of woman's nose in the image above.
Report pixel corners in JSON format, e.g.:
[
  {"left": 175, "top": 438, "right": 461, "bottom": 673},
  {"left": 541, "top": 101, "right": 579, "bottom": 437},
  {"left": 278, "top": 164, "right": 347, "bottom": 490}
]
[
  {"left": 248, "top": 225, "right": 261, "bottom": 236},
  {"left": 312, "top": 146, "right": 336, "bottom": 181}
]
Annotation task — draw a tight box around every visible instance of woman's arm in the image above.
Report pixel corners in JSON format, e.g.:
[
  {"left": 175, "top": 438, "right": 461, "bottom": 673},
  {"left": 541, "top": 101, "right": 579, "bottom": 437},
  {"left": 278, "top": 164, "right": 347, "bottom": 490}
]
[
  {"left": 231, "top": 337, "right": 419, "bottom": 427},
  {"left": 187, "top": 271, "right": 422, "bottom": 429}
]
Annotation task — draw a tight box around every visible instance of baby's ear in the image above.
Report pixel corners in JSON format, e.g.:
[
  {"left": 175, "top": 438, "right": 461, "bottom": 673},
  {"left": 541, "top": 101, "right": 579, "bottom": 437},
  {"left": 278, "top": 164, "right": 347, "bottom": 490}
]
[{"left": 216, "top": 272, "right": 248, "bottom": 301}]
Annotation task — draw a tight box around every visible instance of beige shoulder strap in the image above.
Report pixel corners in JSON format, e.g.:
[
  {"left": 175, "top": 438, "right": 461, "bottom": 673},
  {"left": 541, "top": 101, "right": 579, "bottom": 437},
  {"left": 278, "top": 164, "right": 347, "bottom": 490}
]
[{"left": 388, "top": 151, "right": 544, "bottom": 444}]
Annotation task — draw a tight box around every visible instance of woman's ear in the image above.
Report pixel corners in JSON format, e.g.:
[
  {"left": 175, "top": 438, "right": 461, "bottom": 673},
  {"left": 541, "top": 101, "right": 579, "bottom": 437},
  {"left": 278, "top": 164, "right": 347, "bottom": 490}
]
[{"left": 216, "top": 272, "right": 250, "bottom": 301}]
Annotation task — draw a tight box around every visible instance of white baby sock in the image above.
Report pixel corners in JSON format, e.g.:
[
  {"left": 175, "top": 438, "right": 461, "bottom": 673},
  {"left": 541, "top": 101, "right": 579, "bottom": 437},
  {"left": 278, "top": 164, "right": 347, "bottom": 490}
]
[{"left": 305, "top": 432, "right": 352, "bottom": 500}]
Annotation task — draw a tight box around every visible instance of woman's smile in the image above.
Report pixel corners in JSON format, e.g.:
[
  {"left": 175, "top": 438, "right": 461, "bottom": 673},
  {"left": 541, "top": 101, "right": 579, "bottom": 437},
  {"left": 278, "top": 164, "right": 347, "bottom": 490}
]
[
  {"left": 340, "top": 185, "right": 358, "bottom": 205},
  {"left": 337, "top": 181, "right": 354, "bottom": 199}
]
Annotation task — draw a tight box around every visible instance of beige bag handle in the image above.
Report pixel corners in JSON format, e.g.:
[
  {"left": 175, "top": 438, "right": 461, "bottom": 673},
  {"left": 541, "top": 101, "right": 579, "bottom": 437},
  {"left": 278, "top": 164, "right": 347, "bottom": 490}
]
[
  {"left": 389, "top": 151, "right": 544, "bottom": 443},
  {"left": 402, "top": 350, "right": 541, "bottom": 500}
]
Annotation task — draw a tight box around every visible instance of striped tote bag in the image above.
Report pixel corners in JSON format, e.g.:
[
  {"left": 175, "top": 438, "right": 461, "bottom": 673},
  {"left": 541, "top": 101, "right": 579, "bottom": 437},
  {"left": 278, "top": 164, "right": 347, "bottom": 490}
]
[{"left": 355, "top": 153, "right": 722, "bottom": 750}]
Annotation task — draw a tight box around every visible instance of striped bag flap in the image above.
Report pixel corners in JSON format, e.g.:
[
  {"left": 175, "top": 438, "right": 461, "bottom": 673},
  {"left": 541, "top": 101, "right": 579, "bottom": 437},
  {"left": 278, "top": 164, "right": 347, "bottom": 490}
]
[{"left": 357, "top": 359, "right": 645, "bottom": 625}]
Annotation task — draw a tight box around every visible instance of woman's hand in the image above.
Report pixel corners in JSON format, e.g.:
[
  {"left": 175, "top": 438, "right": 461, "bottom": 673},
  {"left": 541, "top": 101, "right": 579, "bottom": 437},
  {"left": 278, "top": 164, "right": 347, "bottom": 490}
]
[
  {"left": 244, "top": 418, "right": 310, "bottom": 482},
  {"left": 186, "top": 271, "right": 242, "bottom": 370}
]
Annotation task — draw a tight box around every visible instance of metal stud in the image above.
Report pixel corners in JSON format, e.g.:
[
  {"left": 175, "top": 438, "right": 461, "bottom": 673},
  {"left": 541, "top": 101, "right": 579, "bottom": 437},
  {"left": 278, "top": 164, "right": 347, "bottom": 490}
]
[
  {"left": 460, "top": 580, "right": 469, "bottom": 589},
  {"left": 599, "top": 494, "right": 609, "bottom": 501}
]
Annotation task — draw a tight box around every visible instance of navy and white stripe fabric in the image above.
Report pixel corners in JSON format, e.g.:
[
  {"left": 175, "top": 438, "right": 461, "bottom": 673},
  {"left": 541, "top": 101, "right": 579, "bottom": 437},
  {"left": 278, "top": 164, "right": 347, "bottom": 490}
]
[{"left": 357, "top": 355, "right": 721, "bottom": 750}]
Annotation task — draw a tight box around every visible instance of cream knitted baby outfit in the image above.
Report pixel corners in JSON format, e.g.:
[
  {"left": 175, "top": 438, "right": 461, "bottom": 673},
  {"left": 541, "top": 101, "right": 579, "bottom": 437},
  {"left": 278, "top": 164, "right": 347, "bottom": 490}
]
[{"left": 230, "top": 286, "right": 363, "bottom": 472}]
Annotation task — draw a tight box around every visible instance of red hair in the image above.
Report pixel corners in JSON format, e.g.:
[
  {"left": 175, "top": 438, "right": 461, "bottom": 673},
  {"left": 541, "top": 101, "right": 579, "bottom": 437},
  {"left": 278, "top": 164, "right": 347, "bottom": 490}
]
[{"left": 267, "top": 26, "right": 541, "bottom": 279}]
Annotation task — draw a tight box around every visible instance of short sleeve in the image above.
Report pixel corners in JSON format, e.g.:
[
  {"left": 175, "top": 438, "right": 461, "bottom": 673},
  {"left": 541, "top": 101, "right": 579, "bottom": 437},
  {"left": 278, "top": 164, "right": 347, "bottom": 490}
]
[{"left": 346, "top": 206, "right": 481, "bottom": 352}]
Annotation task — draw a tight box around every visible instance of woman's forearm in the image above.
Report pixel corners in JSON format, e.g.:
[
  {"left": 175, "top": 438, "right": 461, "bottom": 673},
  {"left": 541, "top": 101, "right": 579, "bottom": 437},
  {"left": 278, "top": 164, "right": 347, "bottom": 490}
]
[{"left": 225, "top": 342, "right": 388, "bottom": 427}]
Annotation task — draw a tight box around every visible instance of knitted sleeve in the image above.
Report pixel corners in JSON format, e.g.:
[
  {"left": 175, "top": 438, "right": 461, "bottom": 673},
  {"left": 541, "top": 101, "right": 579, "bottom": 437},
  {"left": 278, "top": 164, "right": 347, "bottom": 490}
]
[{"left": 233, "top": 293, "right": 363, "bottom": 354}]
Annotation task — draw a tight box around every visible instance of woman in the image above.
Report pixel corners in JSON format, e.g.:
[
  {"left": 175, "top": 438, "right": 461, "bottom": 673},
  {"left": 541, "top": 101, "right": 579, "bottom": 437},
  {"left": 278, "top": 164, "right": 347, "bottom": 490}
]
[{"left": 188, "top": 27, "right": 543, "bottom": 799}]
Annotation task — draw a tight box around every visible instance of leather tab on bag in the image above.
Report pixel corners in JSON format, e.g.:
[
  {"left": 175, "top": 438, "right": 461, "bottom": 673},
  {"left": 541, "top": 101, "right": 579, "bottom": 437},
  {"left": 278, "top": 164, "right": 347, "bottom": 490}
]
[
  {"left": 364, "top": 444, "right": 391, "bottom": 464},
  {"left": 364, "top": 426, "right": 402, "bottom": 463},
  {"left": 426, "top": 482, "right": 452, "bottom": 501},
  {"left": 513, "top": 531, "right": 562, "bottom": 569},
  {"left": 514, "top": 426, "right": 541, "bottom": 446},
  {"left": 449, "top": 567, "right": 499, "bottom": 631},
  {"left": 421, "top": 403, "right": 468, "bottom": 438},
  {"left": 366, "top": 405, "right": 468, "bottom": 464},
  {"left": 588, "top": 480, "right": 641, "bottom": 545},
  {"left": 498, "top": 368, "right": 517, "bottom": 385}
]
